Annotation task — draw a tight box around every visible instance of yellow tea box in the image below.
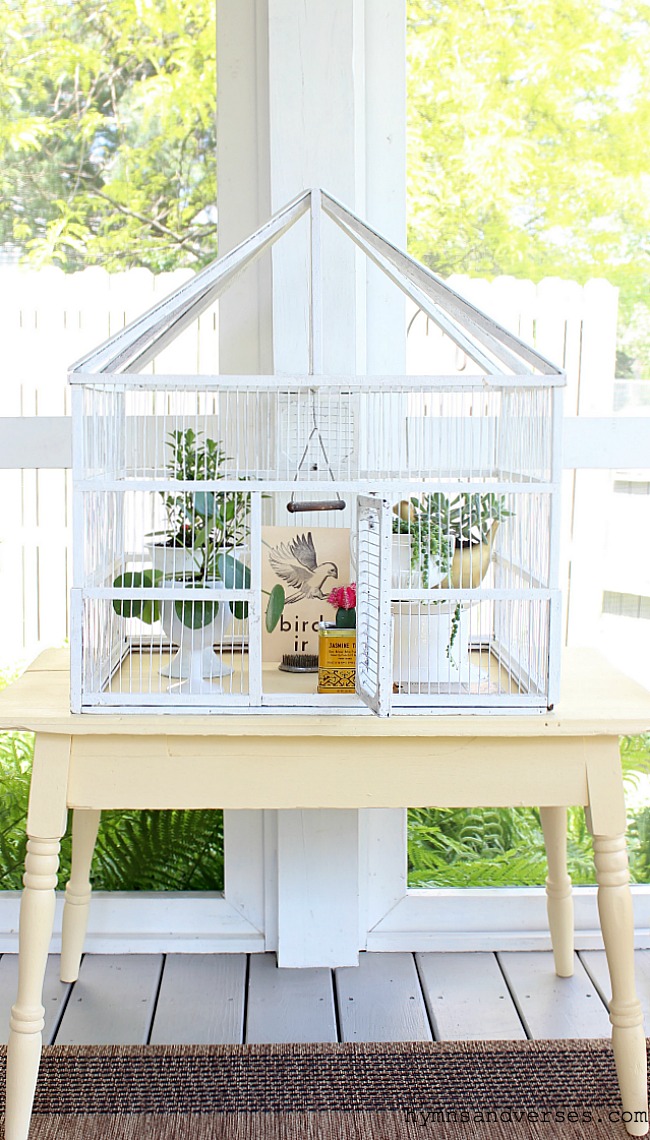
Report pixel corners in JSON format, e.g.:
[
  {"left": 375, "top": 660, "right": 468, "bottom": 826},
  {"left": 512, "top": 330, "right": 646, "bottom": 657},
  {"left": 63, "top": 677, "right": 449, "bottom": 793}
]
[{"left": 317, "top": 623, "right": 356, "bottom": 693}]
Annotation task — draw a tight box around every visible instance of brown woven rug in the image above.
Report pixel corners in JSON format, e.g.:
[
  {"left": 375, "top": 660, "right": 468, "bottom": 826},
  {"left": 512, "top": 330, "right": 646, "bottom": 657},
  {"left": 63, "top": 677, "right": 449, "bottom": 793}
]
[{"left": 1, "top": 1039, "right": 646, "bottom": 1138}]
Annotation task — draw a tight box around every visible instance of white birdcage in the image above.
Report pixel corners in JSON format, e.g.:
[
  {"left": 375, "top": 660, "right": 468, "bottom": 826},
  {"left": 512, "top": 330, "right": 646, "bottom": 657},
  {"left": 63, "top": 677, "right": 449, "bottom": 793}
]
[{"left": 69, "top": 189, "right": 564, "bottom": 715}]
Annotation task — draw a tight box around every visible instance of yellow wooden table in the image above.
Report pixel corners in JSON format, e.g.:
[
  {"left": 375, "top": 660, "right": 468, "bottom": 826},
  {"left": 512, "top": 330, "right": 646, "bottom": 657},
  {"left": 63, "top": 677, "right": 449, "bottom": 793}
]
[{"left": 1, "top": 647, "right": 650, "bottom": 1138}]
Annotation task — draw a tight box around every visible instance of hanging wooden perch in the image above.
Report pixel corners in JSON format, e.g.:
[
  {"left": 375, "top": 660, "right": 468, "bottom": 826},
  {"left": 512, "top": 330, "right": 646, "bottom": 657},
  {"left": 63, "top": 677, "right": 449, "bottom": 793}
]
[{"left": 286, "top": 499, "right": 346, "bottom": 513}]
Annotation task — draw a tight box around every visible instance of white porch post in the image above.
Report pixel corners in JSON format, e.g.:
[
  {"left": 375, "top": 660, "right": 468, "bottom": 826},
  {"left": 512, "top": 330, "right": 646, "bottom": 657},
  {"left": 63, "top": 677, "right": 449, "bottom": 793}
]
[{"left": 217, "top": 0, "right": 406, "bottom": 967}]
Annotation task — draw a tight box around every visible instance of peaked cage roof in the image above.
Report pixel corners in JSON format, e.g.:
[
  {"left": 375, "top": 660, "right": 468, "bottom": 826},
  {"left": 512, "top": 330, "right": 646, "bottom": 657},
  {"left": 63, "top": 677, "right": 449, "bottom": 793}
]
[{"left": 69, "top": 188, "right": 565, "bottom": 383}]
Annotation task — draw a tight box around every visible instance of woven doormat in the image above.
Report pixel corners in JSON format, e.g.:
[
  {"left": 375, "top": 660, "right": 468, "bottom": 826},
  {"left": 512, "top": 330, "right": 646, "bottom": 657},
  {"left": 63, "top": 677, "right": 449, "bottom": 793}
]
[{"left": 1, "top": 1039, "right": 646, "bottom": 1139}]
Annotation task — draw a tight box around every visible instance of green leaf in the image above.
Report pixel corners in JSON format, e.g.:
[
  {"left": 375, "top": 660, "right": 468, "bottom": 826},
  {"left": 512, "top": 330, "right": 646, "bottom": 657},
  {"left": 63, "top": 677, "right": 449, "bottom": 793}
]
[
  {"left": 174, "top": 598, "right": 218, "bottom": 629},
  {"left": 217, "top": 553, "right": 251, "bottom": 620},
  {"left": 265, "top": 583, "right": 285, "bottom": 633},
  {"left": 217, "top": 553, "right": 250, "bottom": 589},
  {"left": 112, "top": 570, "right": 162, "bottom": 623},
  {"left": 194, "top": 491, "right": 215, "bottom": 519}
]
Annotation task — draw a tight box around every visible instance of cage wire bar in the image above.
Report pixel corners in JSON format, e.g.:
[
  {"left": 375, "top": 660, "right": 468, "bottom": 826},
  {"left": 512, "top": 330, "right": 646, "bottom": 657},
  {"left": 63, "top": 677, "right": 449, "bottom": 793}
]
[{"left": 69, "top": 189, "right": 565, "bottom": 715}]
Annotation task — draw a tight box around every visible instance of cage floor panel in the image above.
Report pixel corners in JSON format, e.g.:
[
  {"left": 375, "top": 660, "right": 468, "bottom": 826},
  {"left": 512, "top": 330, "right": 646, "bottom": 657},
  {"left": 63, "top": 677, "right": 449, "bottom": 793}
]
[{"left": 95, "top": 648, "right": 527, "bottom": 706}]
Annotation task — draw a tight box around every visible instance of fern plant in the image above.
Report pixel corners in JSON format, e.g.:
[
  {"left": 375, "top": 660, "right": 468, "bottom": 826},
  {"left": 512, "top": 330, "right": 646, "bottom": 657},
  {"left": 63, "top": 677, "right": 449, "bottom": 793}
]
[
  {"left": 0, "top": 732, "right": 37, "bottom": 888},
  {"left": 407, "top": 804, "right": 601, "bottom": 889}
]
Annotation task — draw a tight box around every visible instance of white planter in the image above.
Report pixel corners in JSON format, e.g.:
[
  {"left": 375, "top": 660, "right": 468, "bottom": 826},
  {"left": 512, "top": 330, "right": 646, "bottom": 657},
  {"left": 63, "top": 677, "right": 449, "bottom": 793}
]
[
  {"left": 146, "top": 542, "right": 201, "bottom": 581},
  {"left": 160, "top": 584, "right": 234, "bottom": 694},
  {"left": 393, "top": 600, "right": 471, "bottom": 687},
  {"left": 146, "top": 543, "right": 238, "bottom": 680},
  {"left": 391, "top": 533, "right": 453, "bottom": 589}
]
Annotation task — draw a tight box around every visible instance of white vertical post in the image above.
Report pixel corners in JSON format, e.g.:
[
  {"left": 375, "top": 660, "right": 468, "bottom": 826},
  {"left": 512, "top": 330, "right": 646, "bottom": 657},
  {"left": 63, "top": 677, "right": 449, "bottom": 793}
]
[
  {"left": 216, "top": 0, "right": 407, "bottom": 967},
  {"left": 277, "top": 811, "right": 360, "bottom": 968},
  {"left": 216, "top": 1, "right": 275, "bottom": 938},
  {"left": 266, "top": 0, "right": 363, "bottom": 374},
  {"left": 364, "top": 0, "right": 407, "bottom": 375},
  {"left": 216, "top": 0, "right": 273, "bottom": 376},
  {"left": 565, "top": 279, "right": 619, "bottom": 647}
]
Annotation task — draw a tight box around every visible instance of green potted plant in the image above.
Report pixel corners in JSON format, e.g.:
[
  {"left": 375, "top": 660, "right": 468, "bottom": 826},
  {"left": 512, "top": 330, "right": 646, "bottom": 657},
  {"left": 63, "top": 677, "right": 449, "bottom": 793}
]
[
  {"left": 114, "top": 429, "right": 252, "bottom": 687},
  {"left": 442, "top": 492, "right": 512, "bottom": 590},
  {"left": 391, "top": 495, "right": 454, "bottom": 588},
  {"left": 392, "top": 492, "right": 512, "bottom": 687},
  {"left": 147, "top": 428, "right": 249, "bottom": 581}
]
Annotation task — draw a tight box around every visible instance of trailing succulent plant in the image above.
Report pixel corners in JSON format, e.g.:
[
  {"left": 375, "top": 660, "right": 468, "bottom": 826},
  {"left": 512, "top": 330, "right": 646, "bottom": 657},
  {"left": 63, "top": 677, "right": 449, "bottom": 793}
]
[
  {"left": 446, "top": 492, "right": 513, "bottom": 547},
  {"left": 392, "top": 491, "right": 513, "bottom": 586},
  {"left": 392, "top": 491, "right": 513, "bottom": 662}
]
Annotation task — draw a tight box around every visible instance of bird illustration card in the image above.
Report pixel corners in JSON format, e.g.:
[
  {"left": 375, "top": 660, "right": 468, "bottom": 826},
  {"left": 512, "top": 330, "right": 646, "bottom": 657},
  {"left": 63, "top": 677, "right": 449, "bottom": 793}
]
[{"left": 261, "top": 526, "right": 351, "bottom": 662}]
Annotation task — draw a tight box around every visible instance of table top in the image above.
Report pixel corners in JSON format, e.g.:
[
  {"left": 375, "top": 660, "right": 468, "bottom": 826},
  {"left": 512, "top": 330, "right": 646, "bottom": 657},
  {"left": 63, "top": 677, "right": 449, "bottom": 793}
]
[{"left": 1, "top": 648, "right": 649, "bottom": 739}]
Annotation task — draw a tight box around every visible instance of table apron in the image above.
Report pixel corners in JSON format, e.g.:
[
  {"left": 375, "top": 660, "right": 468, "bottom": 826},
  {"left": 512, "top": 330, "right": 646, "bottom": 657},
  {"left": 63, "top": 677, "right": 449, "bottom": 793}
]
[{"left": 64, "top": 733, "right": 601, "bottom": 812}]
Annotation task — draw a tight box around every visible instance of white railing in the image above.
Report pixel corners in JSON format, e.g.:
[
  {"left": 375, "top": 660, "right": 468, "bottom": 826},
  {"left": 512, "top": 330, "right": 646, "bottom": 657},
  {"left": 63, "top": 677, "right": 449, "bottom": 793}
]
[{"left": 0, "top": 265, "right": 218, "bottom": 663}]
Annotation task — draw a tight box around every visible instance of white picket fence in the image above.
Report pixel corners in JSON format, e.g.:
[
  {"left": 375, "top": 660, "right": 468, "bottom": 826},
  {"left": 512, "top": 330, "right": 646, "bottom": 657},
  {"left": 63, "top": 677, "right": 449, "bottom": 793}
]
[
  {"left": 0, "top": 265, "right": 217, "bottom": 663},
  {"left": 0, "top": 264, "right": 641, "bottom": 673}
]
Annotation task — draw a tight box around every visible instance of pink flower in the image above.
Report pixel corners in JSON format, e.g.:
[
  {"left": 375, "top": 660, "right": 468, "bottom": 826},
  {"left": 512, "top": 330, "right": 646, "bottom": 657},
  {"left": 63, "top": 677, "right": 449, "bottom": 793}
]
[{"left": 327, "top": 583, "right": 356, "bottom": 611}]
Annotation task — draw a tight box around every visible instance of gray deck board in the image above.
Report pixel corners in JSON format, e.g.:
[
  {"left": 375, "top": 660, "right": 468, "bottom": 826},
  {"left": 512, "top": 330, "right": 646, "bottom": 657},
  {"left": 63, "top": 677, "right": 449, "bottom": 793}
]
[
  {"left": 150, "top": 953, "right": 247, "bottom": 1044},
  {"left": 416, "top": 951, "right": 527, "bottom": 1041},
  {"left": 497, "top": 950, "right": 611, "bottom": 1039},
  {"left": 0, "top": 954, "right": 70, "bottom": 1046},
  {"left": 246, "top": 951, "right": 337, "bottom": 1043},
  {"left": 0, "top": 948, "right": 644, "bottom": 1046},
  {"left": 336, "top": 952, "right": 432, "bottom": 1042},
  {"left": 54, "top": 954, "right": 163, "bottom": 1045},
  {"left": 580, "top": 948, "right": 650, "bottom": 1024}
]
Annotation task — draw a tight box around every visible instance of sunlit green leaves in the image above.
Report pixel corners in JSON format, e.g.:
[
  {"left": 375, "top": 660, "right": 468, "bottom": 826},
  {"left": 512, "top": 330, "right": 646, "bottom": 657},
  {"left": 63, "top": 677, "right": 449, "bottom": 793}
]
[
  {"left": 0, "top": 0, "right": 216, "bottom": 270},
  {"left": 407, "top": 805, "right": 598, "bottom": 888},
  {"left": 3, "top": 0, "right": 650, "bottom": 360},
  {"left": 407, "top": 0, "right": 650, "bottom": 342}
]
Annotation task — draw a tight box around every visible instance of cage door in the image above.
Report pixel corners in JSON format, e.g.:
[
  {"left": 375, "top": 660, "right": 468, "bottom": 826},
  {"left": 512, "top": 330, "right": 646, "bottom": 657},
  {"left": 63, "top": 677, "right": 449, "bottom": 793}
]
[{"left": 355, "top": 495, "right": 392, "bottom": 716}]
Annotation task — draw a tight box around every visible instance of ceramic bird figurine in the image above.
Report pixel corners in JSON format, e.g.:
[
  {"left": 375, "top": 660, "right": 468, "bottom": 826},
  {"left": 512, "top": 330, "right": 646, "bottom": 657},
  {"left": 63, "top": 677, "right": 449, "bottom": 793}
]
[{"left": 439, "top": 521, "right": 500, "bottom": 590}]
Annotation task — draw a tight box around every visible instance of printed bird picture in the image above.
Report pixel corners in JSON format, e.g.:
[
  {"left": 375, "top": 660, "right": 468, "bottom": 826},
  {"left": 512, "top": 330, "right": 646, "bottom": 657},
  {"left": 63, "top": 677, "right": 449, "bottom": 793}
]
[{"left": 268, "top": 532, "right": 339, "bottom": 604}]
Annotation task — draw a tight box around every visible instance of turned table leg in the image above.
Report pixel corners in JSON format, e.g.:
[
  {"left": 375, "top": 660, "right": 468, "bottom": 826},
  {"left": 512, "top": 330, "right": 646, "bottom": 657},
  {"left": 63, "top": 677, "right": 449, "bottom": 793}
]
[
  {"left": 60, "top": 809, "right": 101, "bottom": 983},
  {"left": 593, "top": 833, "right": 648, "bottom": 1137},
  {"left": 585, "top": 737, "right": 648, "bottom": 1136},
  {"left": 6, "top": 837, "right": 61, "bottom": 1140},
  {"left": 5, "top": 733, "right": 70, "bottom": 1140},
  {"left": 540, "top": 805, "right": 574, "bottom": 977}
]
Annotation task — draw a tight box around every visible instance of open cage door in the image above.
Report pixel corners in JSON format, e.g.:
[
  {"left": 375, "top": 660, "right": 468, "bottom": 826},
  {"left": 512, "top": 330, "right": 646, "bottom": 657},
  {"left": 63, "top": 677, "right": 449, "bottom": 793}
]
[{"left": 355, "top": 495, "right": 393, "bottom": 716}]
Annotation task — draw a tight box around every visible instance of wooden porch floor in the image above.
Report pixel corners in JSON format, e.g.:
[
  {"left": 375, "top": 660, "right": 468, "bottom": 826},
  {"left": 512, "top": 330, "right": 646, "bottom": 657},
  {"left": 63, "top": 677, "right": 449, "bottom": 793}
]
[{"left": 0, "top": 949, "right": 648, "bottom": 1046}]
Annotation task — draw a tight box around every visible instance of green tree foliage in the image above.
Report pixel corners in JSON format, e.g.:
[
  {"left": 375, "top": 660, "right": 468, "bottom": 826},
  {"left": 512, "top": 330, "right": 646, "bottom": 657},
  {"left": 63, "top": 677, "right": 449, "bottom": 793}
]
[
  {"left": 3, "top": 0, "right": 649, "bottom": 357},
  {"left": 0, "top": 0, "right": 216, "bottom": 270},
  {"left": 407, "top": 0, "right": 650, "bottom": 343}
]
